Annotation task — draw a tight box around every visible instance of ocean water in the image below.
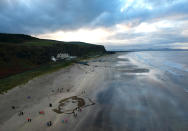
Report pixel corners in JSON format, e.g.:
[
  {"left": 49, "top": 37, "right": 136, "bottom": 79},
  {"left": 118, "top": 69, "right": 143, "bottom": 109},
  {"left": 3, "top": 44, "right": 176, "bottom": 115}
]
[
  {"left": 126, "top": 51, "right": 188, "bottom": 74},
  {"left": 124, "top": 51, "right": 188, "bottom": 91}
]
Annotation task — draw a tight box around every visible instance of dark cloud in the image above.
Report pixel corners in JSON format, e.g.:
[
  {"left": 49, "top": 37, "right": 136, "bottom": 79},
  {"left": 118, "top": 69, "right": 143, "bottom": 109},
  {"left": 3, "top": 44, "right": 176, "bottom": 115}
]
[
  {"left": 125, "top": 0, "right": 188, "bottom": 24},
  {"left": 0, "top": 0, "right": 188, "bottom": 51},
  {"left": 0, "top": 0, "right": 121, "bottom": 34},
  {"left": 0, "top": 0, "right": 187, "bottom": 34}
]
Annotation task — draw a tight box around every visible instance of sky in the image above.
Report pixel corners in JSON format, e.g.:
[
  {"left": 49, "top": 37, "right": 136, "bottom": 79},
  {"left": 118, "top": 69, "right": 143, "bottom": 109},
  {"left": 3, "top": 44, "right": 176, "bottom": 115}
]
[{"left": 0, "top": 0, "right": 188, "bottom": 50}]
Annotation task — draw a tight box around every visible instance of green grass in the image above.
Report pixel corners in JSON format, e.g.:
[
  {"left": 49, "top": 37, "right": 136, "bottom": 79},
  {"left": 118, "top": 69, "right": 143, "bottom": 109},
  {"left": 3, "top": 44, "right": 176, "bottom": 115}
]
[
  {"left": 0, "top": 33, "right": 107, "bottom": 94},
  {"left": 23, "top": 40, "right": 58, "bottom": 46},
  {"left": 0, "top": 53, "right": 106, "bottom": 94},
  {"left": 0, "top": 61, "right": 73, "bottom": 94}
]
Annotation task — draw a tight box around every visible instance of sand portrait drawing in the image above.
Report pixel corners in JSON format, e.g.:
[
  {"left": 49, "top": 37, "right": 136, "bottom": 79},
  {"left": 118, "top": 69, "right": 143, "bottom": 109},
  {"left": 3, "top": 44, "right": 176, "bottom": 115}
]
[{"left": 53, "top": 96, "right": 95, "bottom": 114}]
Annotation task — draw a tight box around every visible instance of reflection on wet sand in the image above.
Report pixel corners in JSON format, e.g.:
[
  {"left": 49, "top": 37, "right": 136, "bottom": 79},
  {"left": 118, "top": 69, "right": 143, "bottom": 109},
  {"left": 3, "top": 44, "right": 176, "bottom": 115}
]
[{"left": 118, "top": 68, "right": 150, "bottom": 73}]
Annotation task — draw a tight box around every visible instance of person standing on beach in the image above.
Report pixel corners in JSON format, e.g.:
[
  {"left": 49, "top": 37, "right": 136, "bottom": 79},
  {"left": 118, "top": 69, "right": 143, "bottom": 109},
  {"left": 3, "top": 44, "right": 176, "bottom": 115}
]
[
  {"left": 18, "top": 111, "right": 24, "bottom": 116},
  {"left": 73, "top": 112, "right": 77, "bottom": 117},
  {"left": 27, "top": 118, "right": 32, "bottom": 122},
  {"left": 11, "top": 106, "right": 15, "bottom": 109},
  {"left": 47, "top": 121, "right": 52, "bottom": 126}
]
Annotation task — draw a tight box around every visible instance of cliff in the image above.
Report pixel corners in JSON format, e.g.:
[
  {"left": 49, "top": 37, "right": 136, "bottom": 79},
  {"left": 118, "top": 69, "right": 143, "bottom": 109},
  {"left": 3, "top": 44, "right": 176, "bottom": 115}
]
[{"left": 0, "top": 33, "right": 106, "bottom": 78}]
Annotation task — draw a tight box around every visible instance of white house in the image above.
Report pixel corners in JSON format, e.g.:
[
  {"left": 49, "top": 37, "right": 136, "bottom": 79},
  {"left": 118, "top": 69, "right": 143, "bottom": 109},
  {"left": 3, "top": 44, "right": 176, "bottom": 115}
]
[
  {"left": 51, "top": 56, "right": 56, "bottom": 62},
  {"left": 51, "top": 53, "right": 77, "bottom": 62},
  {"left": 56, "top": 53, "right": 69, "bottom": 59}
]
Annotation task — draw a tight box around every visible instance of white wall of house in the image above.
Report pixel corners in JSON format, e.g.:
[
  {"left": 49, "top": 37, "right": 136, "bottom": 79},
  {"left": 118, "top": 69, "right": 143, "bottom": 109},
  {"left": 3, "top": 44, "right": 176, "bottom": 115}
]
[
  {"left": 51, "top": 53, "right": 77, "bottom": 62},
  {"left": 51, "top": 56, "right": 56, "bottom": 62},
  {"left": 56, "top": 53, "right": 69, "bottom": 59}
]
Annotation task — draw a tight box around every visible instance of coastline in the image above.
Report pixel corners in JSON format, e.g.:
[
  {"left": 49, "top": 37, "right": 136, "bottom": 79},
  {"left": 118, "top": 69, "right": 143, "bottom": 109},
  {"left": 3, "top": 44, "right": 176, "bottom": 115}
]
[
  {"left": 0, "top": 53, "right": 117, "bottom": 131},
  {"left": 0, "top": 53, "right": 109, "bottom": 94},
  {"left": 1, "top": 52, "right": 188, "bottom": 131}
]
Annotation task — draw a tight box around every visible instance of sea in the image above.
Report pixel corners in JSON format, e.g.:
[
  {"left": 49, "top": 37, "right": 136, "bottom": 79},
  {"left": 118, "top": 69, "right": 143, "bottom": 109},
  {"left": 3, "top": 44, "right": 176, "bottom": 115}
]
[{"left": 125, "top": 51, "right": 188, "bottom": 92}]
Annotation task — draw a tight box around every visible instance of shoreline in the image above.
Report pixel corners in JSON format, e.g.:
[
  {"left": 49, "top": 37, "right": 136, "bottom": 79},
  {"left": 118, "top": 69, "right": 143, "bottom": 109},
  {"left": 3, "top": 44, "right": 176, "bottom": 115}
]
[
  {"left": 0, "top": 53, "right": 110, "bottom": 94},
  {"left": 0, "top": 53, "right": 117, "bottom": 131},
  {"left": 1, "top": 51, "right": 188, "bottom": 131}
]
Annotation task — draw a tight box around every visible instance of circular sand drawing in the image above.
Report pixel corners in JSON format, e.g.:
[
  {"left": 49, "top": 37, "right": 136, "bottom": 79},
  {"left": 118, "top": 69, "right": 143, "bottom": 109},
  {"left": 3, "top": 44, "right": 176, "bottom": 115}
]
[{"left": 53, "top": 96, "right": 95, "bottom": 114}]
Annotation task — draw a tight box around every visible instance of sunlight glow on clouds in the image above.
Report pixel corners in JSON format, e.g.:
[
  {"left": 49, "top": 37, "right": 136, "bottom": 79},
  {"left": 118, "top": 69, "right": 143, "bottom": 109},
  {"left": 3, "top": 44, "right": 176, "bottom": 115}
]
[
  {"left": 134, "top": 20, "right": 174, "bottom": 33},
  {"left": 1, "top": 0, "right": 188, "bottom": 50},
  {"left": 135, "top": 23, "right": 157, "bottom": 33},
  {"left": 36, "top": 18, "right": 188, "bottom": 50},
  {"left": 36, "top": 28, "right": 113, "bottom": 44},
  {"left": 37, "top": 19, "right": 182, "bottom": 47}
]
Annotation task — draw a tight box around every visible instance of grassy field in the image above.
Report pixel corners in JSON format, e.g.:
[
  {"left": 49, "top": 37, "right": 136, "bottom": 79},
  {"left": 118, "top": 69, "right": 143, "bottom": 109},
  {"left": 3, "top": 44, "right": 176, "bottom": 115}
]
[
  {"left": 0, "top": 53, "right": 107, "bottom": 94},
  {"left": 0, "top": 60, "right": 73, "bottom": 94},
  {"left": 23, "top": 40, "right": 57, "bottom": 46}
]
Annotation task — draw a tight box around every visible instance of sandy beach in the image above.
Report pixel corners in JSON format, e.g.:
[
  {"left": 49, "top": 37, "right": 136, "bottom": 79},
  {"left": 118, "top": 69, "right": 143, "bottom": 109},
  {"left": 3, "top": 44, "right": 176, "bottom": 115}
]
[
  {"left": 1, "top": 52, "right": 188, "bottom": 131},
  {"left": 0, "top": 53, "right": 112, "bottom": 131}
]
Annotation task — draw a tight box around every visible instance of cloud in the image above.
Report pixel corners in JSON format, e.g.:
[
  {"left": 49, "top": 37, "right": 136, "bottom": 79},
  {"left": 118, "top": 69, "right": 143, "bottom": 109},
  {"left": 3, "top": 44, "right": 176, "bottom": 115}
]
[
  {"left": 0, "top": 0, "right": 122, "bottom": 34},
  {"left": 0, "top": 0, "right": 188, "bottom": 49},
  {"left": 36, "top": 27, "right": 112, "bottom": 44},
  {"left": 0, "top": 0, "right": 187, "bottom": 34},
  {"left": 104, "top": 18, "right": 188, "bottom": 50}
]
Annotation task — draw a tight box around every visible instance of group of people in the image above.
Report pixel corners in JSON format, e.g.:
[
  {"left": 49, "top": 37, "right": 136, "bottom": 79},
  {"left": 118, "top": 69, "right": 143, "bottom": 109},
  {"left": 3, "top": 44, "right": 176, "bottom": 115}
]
[
  {"left": 57, "top": 88, "right": 64, "bottom": 93},
  {"left": 39, "top": 111, "right": 45, "bottom": 115},
  {"left": 18, "top": 111, "right": 24, "bottom": 116},
  {"left": 11, "top": 102, "right": 54, "bottom": 126},
  {"left": 10, "top": 87, "right": 84, "bottom": 128},
  {"left": 82, "top": 90, "right": 86, "bottom": 94},
  {"left": 62, "top": 118, "right": 68, "bottom": 123},
  {"left": 52, "top": 88, "right": 64, "bottom": 93},
  {"left": 27, "top": 118, "right": 32, "bottom": 122},
  {"left": 47, "top": 121, "right": 52, "bottom": 127}
]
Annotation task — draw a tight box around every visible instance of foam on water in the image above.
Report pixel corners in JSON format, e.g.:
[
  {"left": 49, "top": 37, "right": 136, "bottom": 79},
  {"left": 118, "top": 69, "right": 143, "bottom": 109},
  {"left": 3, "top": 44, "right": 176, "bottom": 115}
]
[{"left": 126, "top": 51, "right": 188, "bottom": 76}]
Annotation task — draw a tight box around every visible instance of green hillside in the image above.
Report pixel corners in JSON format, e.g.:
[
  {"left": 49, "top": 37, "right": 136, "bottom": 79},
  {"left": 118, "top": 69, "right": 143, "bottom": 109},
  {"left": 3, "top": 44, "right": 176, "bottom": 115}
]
[{"left": 0, "top": 33, "right": 106, "bottom": 93}]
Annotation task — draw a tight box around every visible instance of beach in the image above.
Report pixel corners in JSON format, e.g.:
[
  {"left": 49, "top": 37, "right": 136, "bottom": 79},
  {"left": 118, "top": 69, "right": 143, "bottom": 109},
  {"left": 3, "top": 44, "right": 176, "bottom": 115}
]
[{"left": 1, "top": 52, "right": 188, "bottom": 131}]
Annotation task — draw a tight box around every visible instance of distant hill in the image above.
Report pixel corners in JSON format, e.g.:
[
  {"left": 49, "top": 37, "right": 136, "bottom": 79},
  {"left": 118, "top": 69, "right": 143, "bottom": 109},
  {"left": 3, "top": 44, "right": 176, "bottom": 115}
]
[
  {"left": 0, "top": 33, "right": 106, "bottom": 78},
  {"left": 109, "top": 48, "right": 188, "bottom": 52},
  {"left": 0, "top": 33, "right": 38, "bottom": 43}
]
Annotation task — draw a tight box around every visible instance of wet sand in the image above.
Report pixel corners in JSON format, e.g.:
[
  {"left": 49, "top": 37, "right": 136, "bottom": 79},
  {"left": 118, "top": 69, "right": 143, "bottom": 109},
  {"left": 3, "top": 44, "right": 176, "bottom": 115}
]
[{"left": 1, "top": 53, "right": 188, "bottom": 131}]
